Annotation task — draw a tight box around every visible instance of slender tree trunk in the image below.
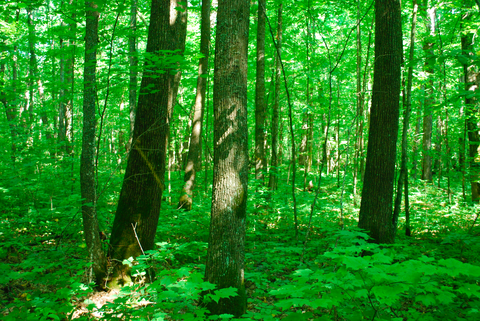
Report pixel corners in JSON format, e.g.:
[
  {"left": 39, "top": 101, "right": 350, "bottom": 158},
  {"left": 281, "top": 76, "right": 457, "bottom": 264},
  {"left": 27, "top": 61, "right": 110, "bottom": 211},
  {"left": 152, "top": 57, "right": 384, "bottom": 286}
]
[
  {"left": 461, "top": 4, "right": 480, "bottom": 201},
  {"left": 178, "top": 0, "right": 211, "bottom": 210},
  {"left": 394, "top": 0, "right": 417, "bottom": 235},
  {"left": 1, "top": 14, "right": 18, "bottom": 163},
  {"left": 301, "top": 13, "right": 313, "bottom": 190},
  {"left": 127, "top": 0, "right": 138, "bottom": 153},
  {"left": 58, "top": 0, "right": 75, "bottom": 157},
  {"left": 255, "top": 0, "right": 267, "bottom": 182},
  {"left": 358, "top": 0, "right": 402, "bottom": 244},
  {"left": 81, "top": 1, "right": 107, "bottom": 286},
  {"left": 204, "top": 0, "right": 249, "bottom": 316},
  {"left": 268, "top": 4, "right": 282, "bottom": 191},
  {"left": 27, "top": 6, "right": 53, "bottom": 144},
  {"left": 412, "top": 116, "right": 421, "bottom": 179},
  {"left": 421, "top": 1, "right": 435, "bottom": 182},
  {"left": 108, "top": 0, "right": 188, "bottom": 286},
  {"left": 353, "top": 0, "right": 362, "bottom": 202},
  {"left": 435, "top": 114, "right": 443, "bottom": 185}
]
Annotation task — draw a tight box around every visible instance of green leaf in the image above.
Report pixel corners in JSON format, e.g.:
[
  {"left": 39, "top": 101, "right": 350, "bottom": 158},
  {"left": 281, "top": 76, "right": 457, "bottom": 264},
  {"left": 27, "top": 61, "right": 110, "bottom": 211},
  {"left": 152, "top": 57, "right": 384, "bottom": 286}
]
[
  {"left": 342, "top": 256, "right": 370, "bottom": 270},
  {"left": 456, "top": 283, "right": 480, "bottom": 298},
  {"left": 208, "top": 287, "right": 238, "bottom": 303},
  {"left": 415, "top": 294, "right": 437, "bottom": 306}
]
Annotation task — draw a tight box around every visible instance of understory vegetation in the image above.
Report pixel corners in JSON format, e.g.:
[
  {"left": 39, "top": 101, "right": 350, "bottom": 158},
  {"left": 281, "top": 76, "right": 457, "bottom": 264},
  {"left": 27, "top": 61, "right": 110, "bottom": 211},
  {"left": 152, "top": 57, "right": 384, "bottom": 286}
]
[{"left": 1, "top": 163, "right": 479, "bottom": 320}]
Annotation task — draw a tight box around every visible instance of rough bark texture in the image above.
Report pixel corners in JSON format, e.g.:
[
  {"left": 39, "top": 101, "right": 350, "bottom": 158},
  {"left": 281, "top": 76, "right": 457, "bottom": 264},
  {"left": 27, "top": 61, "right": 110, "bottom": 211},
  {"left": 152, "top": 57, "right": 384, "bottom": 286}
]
[
  {"left": 108, "top": 0, "right": 187, "bottom": 286},
  {"left": 268, "top": 4, "right": 282, "bottom": 191},
  {"left": 178, "top": 0, "right": 211, "bottom": 211},
  {"left": 81, "top": 1, "right": 107, "bottom": 286},
  {"left": 462, "top": 6, "right": 480, "bottom": 202},
  {"left": 204, "top": 0, "right": 249, "bottom": 316},
  {"left": 358, "top": 0, "right": 402, "bottom": 244},
  {"left": 255, "top": 0, "right": 267, "bottom": 182},
  {"left": 421, "top": 1, "right": 435, "bottom": 182}
]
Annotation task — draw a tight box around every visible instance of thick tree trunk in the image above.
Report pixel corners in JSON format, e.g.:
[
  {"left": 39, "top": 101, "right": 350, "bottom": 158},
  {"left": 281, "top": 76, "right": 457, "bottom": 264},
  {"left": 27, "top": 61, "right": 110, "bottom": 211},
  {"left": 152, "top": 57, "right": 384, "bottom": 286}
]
[
  {"left": 178, "top": 0, "right": 211, "bottom": 210},
  {"left": 81, "top": 1, "right": 107, "bottom": 286},
  {"left": 255, "top": 0, "right": 267, "bottom": 182},
  {"left": 108, "top": 0, "right": 187, "bottom": 286},
  {"left": 268, "top": 4, "right": 282, "bottom": 191},
  {"left": 204, "top": 0, "right": 249, "bottom": 316},
  {"left": 358, "top": 0, "right": 402, "bottom": 244}
]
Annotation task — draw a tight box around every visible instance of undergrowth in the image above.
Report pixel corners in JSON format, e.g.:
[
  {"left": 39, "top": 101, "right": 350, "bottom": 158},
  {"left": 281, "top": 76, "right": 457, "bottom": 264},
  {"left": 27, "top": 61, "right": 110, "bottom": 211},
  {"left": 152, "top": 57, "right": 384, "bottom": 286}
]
[{"left": 1, "top": 167, "right": 479, "bottom": 320}]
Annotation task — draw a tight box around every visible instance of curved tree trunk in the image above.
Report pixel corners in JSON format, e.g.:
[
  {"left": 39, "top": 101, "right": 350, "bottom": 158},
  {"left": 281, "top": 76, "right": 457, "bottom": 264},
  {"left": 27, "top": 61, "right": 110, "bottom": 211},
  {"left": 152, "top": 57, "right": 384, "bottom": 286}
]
[{"left": 108, "top": 0, "right": 187, "bottom": 287}]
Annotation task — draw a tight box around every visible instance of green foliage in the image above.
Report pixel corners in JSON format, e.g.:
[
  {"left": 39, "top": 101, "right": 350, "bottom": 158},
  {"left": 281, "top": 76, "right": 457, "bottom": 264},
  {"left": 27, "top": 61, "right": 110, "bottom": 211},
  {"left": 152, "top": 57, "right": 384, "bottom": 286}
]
[{"left": 268, "top": 230, "right": 480, "bottom": 320}]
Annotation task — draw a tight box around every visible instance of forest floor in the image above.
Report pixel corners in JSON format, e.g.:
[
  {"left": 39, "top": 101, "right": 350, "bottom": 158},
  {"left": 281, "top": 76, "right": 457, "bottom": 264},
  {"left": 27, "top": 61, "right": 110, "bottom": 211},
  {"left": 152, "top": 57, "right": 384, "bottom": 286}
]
[{"left": 1, "top": 171, "right": 480, "bottom": 320}]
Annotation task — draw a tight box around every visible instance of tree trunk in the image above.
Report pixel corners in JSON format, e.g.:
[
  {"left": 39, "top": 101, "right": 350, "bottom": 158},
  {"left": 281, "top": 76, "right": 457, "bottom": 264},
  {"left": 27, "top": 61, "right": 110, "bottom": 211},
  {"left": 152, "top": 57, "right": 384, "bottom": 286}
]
[
  {"left": 461, "top": 4, "right": 480, "bottom": 202},
  {"left": 27, "top": 6, "right": 53, "bottom": 145},
  {"left": 394, "top": 0, "right": 417, "bottom": 235},
  {"left": 268, "top": 4, "right": 282, "bottom": 191},
  {"left": 178, "top": 0, "right": 211, "bottom": 211},
  {"left": 204, "top": 0, "right": 249, "bottom": 316},
  {"left": 127, "top": 0, "right": 138, "bottom": 153},
  {"left": 108, "top": 0, "right": 187, "bottom": 286},
  {"left": 421, "top": 2, "right": 435, "bottom": 182},
  {"left": 81, "top": 0, "right": 107, "bottom": 286},
  {"left": 1, "top": 13, "right": 18, "bottom": 163},
  {"left": 358, "top": 0, "right": 402, "bottom": 244},
  {"left": 255, "top": 0, "right": 267, "bottom": 182},
  {"left": 58, "top": 0, "right": 75, "bottom": 157},
  {"left": 353, "top": 0, "right": 362, "bottom": 201}
]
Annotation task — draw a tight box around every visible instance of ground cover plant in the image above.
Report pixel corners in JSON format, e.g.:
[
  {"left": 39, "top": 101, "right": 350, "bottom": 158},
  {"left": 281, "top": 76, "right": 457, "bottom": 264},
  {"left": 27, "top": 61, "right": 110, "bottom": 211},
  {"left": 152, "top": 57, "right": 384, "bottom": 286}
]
[{"left": 1, "top": 168, "right": 479, "bottom": 320}]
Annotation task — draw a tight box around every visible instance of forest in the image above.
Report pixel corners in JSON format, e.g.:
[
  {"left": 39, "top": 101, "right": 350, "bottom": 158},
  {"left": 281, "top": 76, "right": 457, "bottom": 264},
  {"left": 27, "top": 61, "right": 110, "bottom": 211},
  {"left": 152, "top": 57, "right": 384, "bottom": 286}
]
[{"left": 1, "top": 0, "right": 480, "bottom": 319}]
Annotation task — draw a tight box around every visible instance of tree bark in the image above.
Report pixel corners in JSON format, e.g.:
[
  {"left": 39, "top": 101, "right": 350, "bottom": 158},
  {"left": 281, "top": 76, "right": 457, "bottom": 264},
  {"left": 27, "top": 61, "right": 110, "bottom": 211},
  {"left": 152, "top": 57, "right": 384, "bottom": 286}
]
[
  {"left": 461, "top": 3, "right": 480, "bottom": 202},
  {"left": 58, "top": 0, "right": 75, "bottom": 156},
  {"left": 81, "top": 0, "right": 107, "bottom": 286},
  {"left": 178, "top": 0, "right": 211, "bottom": 210},
  {"left": 394, "top": 0, "right": 417, "bottom": 235},
  {"left": 358, "top": 0, "right": 402, "bottom": 244},
  {"left": 255, "top": 0, "right": 267, "bottom": 182},
  {"left": 268, "top": 4, "right": 282, "bottom": 191},
  {"left": 421, "top": 1, "right": 435, "bottom": 182},
  {"left": 108, "top": 0, "right": 187, "bottom": 286},
  {"left": 204, "top": 0, "right": 249, "bottom": 316}
]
